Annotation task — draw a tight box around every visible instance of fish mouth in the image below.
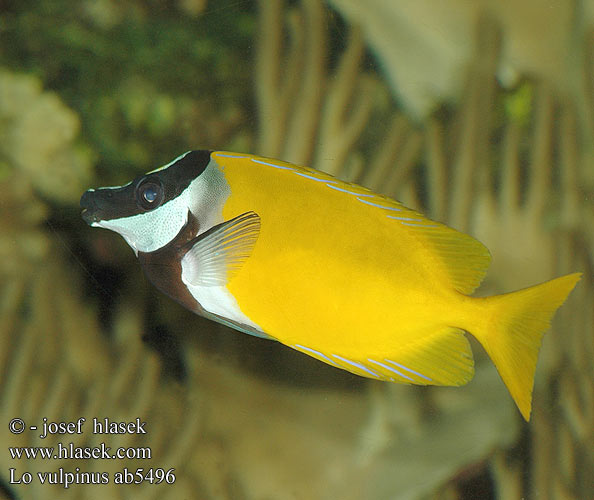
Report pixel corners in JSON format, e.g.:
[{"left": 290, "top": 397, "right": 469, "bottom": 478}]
[
  {"left": 80, "top": 190, "right": 99, "bottom": 225},
  {"left": 80, "top": 208, "right": 93, "bottom": 224}
]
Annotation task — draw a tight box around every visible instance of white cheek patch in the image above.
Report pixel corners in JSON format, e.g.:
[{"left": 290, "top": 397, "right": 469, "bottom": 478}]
[
  {"left": 97, "top": 192, "right": 190, "bottom": 253},
  {"left": 185, "top": 162, "right": 230, "bottom": 233},
  {"left": 179, "top": 161, "right": 263, "bottom": 332},
  {"left": 96, "top": 160, "right": 230, "bottom": 254},
  {"left": 96, "top": 157, "right": 262, "bottom": 332}
]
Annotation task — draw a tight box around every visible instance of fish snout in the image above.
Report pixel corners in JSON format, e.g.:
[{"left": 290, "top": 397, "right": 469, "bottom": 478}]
[{"left": 80, "top": 189, "right": 99, "bottom": 225}]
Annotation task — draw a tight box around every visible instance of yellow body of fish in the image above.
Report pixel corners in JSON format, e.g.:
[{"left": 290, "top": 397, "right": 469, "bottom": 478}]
[{"left": 212, "top": 152, "right": 580, "bottom": 420}]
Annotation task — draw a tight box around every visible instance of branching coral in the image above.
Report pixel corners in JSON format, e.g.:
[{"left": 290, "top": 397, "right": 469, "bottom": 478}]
[
  {"left": 0, "top": 71, "right": 205, "bottom": 500},
  {"left": 255, "top": 0, "right": 421, "bottom": 186},
  {"left": 0, "top": 254, "right": 207, "bottom": 499},
  {"left": 1, "top": 1, "right": 592, "bottom": 498},
  {"left": 0, "top": 71, "right": 92, "bottom": 204},
  {"left": 527, "top": 107, "right": 594, "bottom": 500},
  {"left": 252, "top": 3, "right": 593, "bottom": 498},
  {"left": 329, "top": 0, "right": 594, "bottom": 122},
  {"left": 416, "top": 22, "right": 594, "bottom": 500}
]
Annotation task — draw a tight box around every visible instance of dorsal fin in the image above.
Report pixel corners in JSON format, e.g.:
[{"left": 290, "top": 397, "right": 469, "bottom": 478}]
[
  {"left": 353, "top": 193, "right": 491, "bottom": 294},
  {"left": 345, "top": 190, "right": 492, "bottom": 295},
  {"left": 246, "top": 154, "right": 492, "bottom": 294},
  {"left": 423, "top": 223, "right": 491, "bottom": 294},
  {"left": 213, "top": 152, "right": 491, "bottom": 294},
  {"left": 389, "top": 208, "right": 491, "bottom": 294}
]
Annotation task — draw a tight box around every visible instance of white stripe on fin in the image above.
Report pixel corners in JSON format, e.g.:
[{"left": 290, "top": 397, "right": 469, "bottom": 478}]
[
  {"left": 293, "top": 344, "right": 338, "bottom": 366},
  {"left": 384, "top": 359, "right": 432, "bottom": 381},
  {"left": 401, "top": 222, "right": 440, "bottom": 228},
  {"left": 293, "top": 171, "right": 335, "bottom": 183},
  {"left": 356, "top": 197, "right": 403, "bottom": 211},
  {"left": 251, "top": 158, "right": 294, "bottom": 170},
  {"left": 367, "top": 359, "right": 415, "bottom": 382},
  {"left": 386, "top": 216, "right": 423, "bottom": 222},
  {"left": 332, "top": 354, "right": 381, "bottom": 378},
  {"left": 326, "top": 184, "right": 374, "bottom": 197},
  {"left": 214, "top": 153, "right": 251, "bottom": 159}
]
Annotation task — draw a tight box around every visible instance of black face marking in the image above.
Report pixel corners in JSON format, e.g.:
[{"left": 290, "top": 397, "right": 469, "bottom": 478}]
[
  {"left": 80, "top": 150, "right": 212, "bottom": 225},
  {"left": 136, "top": 177, "right": 164, "bottom": 210}
]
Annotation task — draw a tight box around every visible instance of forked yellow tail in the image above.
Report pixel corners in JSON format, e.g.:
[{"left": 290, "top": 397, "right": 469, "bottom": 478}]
[{"left": 474, "top": 273, "right": 581, "bottom": 421}]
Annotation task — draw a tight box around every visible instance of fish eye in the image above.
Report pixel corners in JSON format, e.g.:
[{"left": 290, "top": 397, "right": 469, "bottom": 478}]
[
  {"left": 136, "top": 179, "right": 164, "bottom": 210},
  {"left": 143, "top": 186, "right": 158, "bottom": 203}
]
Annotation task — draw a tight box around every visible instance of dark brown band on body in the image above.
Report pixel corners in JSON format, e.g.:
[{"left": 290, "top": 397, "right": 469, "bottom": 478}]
[{"left": 137, "top": 211, "right": 205, "bottom": 315}]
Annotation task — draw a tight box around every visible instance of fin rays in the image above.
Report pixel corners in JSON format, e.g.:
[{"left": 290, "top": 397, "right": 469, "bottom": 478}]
[
  {"left": 216, "top": 152, "right": 491, "bottom": 295},
  {"left": 181, "top": 211, "right": 261, "bottom": 287},
  {"left": 289, "top": 329, "right": 473, "bottom": 386},
  {"left": 367, "top": 359, "right": 415, "bottom": 382}
]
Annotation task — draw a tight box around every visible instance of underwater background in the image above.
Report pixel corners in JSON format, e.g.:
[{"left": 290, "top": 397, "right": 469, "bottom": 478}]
[{"left": 0, "top": 0, "right": 593, "bottom": 498}]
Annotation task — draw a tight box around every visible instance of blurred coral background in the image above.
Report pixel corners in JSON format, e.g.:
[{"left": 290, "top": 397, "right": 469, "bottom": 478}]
[{"left": 0, "top": 1, "right": 592, "bottom": 499}]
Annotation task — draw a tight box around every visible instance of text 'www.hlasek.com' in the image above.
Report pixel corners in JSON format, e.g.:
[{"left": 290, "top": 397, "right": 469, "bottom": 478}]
[{"left": 7, "top": 417, "right": 176, "bottom": 489}]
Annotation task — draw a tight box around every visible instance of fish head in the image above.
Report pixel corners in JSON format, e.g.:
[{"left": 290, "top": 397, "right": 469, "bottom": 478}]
[{"left": 80, "top": 150, "right": 229, "bottom": 254}]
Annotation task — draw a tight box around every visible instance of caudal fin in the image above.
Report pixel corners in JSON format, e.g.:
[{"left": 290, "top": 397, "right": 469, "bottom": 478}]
[{"left": 476, "top": 273, "right": 581, "bottom": 421}]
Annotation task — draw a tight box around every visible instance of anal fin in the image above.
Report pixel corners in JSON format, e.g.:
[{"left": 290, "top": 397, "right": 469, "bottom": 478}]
[
  {"left": 290, "top": 328, "right": 474, "bottom": 386},
  {"left": 379, "top": 328, "right": 475, "bottom": 386},
  {"left": 206, "top": 311, "right": 275, "bottom": 340}
]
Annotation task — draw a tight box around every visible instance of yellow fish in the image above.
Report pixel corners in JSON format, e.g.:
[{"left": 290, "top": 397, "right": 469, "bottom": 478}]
[{"left": 80, "top": 151, "right": 581, "bottom": 420}]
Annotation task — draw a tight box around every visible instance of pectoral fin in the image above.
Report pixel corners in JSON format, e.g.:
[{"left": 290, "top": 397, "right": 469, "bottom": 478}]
[
  {"left": 181, "top": 211, "right": 261, "bottom": 287},
  {"left": 206, "top": 311, "right": 275, "bottom": 340}
]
